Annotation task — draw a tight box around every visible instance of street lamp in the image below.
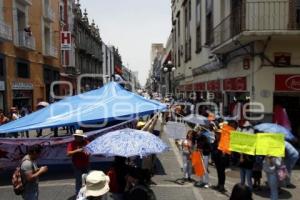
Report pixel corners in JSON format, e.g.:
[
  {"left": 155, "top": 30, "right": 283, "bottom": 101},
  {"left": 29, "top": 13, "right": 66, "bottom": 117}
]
[{"left": 163, "top": 60, "right": 175, "bottom": 95}]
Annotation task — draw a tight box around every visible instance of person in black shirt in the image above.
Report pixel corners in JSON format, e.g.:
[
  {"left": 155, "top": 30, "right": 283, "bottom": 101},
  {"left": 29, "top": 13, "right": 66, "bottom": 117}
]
[{"left": 211, "top": 131, "right": 229, "bottom": 193}]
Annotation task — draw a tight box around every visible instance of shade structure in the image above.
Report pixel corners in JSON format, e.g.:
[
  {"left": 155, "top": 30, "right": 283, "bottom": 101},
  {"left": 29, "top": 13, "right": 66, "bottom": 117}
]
[
  {"left": 0, "top": 82, "right": 166, "bottom": 133},
  {"left": 182, "top": 114, "right": 209, "bottom": 126},
  {"left": 254, "top": 123, "right": 295, "bottom": 141},
  {"left": 164, "top": 121, "right": 190, "bottom": 139},
  {"left": 85, "top": 128, "right": 169, "bottom": 158}
]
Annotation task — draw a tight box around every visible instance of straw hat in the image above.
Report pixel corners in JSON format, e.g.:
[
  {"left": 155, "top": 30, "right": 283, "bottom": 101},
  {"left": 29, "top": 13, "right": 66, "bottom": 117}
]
[
  {"left": 73, "top": 129, "right": 87, "bottom": 138},
  {"left": 84, "top": 171, "right": 110, "bottom": 197}
]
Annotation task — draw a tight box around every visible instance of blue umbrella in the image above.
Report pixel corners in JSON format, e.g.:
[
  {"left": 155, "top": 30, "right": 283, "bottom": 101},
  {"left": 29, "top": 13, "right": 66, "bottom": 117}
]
[
  {"left": 182, "top": 114, "right": 208, "bottom": 125},
  {"left": 164, "top": 121, "right": 191, "bottom": 139},
  {"left": 85, "top": 128, "right": 168, "bottom": 158},
  {"left": 254, "top": 123, "right": 295, "bottom": 141}
]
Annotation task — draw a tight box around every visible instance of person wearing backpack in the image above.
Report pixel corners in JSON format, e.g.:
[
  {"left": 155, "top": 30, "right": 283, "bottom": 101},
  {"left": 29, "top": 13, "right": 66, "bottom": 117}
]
[{"left": 19, "top": 144, "right": 48, "bottom": 200}]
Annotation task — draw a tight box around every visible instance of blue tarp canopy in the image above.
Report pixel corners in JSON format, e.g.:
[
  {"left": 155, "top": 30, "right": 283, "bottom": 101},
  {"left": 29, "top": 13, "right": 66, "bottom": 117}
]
[{"left": 0, "top": 82, "right": 166, "bottom": 133}]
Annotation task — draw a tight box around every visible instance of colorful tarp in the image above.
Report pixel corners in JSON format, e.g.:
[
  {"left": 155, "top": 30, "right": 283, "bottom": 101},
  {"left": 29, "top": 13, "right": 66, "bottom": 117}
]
[
  {"left": 230, "top": 131, "right": 285, "bottom": 157},
  {"left": 0, "top": 82, "right": 166, "bottom": 134}
]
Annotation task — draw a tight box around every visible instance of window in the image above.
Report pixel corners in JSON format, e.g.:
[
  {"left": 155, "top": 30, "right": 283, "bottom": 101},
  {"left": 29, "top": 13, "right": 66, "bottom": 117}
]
[
  {"left": 297, "top": 0, "right": 300, "bottom": 26},
  {"left": 16, "top": 60, "right": 30, "bottom": 78},
  {"left": 0, "top": 56, "right": 4, "bottom": 77},
  {"left": 44, "top": 68, "right": 51, "bottom": 83},
  {"left": 206, "top": 0, "right": 213, "bottom": 45},
  {"left": 184, "top": 0, "right": 192, "bottom": 62},
  {"left": 59, "top": 5, "right": 64, "bottom": 21},
  {"left": 196, "top": 0, "right": 202, "bottom": 53},
  {"left": 177, "top": 13, "right": 181, "bottom": 66}
]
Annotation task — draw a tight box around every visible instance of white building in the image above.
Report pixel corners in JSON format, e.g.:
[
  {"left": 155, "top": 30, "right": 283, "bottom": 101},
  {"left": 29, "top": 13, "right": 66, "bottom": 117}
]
[{"left": 171, "top": 0, "right": 300, "bottom": 134}]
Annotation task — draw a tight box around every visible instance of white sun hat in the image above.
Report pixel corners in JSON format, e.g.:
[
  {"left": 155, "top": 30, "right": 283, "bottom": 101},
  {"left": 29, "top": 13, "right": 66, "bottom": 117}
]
[
  {"left": 73, "top": 129, "right": 87, "bottom": 138},
  {"left": 85, "top": 170, "right": 110, "bottom": 197}
]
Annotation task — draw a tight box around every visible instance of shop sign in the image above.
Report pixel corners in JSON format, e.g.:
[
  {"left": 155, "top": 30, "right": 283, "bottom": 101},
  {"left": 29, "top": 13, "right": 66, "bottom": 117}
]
[
  {"left": 13, "top": 90, "right": 32, "bottom": 99},
  {"left": 275, "top": 75, "right": 300, "bottom": 91},
  {"left": 223, "top": 77, "right": 247, "bottom": 91},
  {"left": 194, "top": 82, "right": 206, "bottom": 91},
  {"left": 12, "top": 82, "right": 33, "bottom": 90},
  {"left": 61, "top": 31, "right": 72, "bottom": 51},
  {"left": 207, "top": 80, "right": 221, "bottom": 91},
  {"left": 0, "top": 81, "right": 5, "bottom": 91},
  {"left": 185, "top": 84, "right": 193, "bottom": 92}
]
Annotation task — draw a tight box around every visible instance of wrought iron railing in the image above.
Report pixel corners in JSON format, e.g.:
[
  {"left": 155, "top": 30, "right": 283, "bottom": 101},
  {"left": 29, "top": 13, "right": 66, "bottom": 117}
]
[
  {"left": 18, "top": 31, "right": 35, "bottom": 50},
  {"left": 211, "top": 0, "right": 299, "bottom": 49}
]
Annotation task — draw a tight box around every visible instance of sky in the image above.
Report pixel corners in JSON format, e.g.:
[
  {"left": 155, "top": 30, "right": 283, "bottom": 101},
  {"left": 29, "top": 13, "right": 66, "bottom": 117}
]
[{"left": 80, "top": 0, "right": 172, "bottom": 86}]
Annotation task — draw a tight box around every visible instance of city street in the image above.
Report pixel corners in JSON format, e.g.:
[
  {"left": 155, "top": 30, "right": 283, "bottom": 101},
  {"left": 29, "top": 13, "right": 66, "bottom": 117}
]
[
  {"left": 0, "top": 0, "right": 300, "bottom": 199},
  {"left": 0, "top": 123, "right": 299, "bottom": 200}
]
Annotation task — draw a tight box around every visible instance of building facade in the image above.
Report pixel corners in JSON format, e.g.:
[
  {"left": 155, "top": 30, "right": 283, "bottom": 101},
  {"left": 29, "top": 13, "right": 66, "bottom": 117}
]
[
  {"left": 0, "top": 0, "right": 61, "bottom": 111},
  {"left": 102, "top": 43, "right": 114, "bottom": 83},
  {"left": 161, "top": 34, "right": 174, "bottom": 97},
  {"left": 73, "top": 2, "right": 103, "bottom": 92},
  {"left": 149, "top": 43, "right": 165, "bottom": 93},
  {"left": 171, "top": 0, "right": 300, "bottom": 136}
]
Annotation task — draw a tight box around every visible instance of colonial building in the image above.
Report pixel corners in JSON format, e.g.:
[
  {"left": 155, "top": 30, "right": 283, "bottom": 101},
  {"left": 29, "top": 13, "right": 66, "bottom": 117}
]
[
  {"left": 73, "top": 2, "right": 103, "bottom": 92},
  {"left": 171, "top": 0, "right": 300, "bottom": 136},
  {"left": 149, "top": 43, "right": 165, "bottom": 93},
  {"left": 0, "top": 0, "right": 61, "bottom": 111},
  {"left": 59, "top": 0, "right": 77, "bottom": 96},
  {"left": 111, "top": 46, "right": 122, "bottom": 77}
]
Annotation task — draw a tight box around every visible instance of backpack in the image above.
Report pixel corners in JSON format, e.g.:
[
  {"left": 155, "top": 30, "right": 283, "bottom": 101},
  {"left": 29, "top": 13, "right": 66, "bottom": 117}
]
[
  {"left": 12, "top": 159, "right": 32, "bottom": 195},
  {"left": 130, "top": 185, "right": 156, "bottom": 200}
]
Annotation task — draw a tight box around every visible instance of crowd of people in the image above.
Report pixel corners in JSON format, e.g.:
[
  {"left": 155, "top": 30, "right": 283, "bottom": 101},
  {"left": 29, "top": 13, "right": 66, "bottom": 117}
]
[
  {"left": 17, "top": 128, "right": 157, "bottom": 200},
  {"left": 163, "top": 100, "right": 299, "bottom": 200},
  {"left": 7, "top": 98, "right": 300, "bottom": 200}
]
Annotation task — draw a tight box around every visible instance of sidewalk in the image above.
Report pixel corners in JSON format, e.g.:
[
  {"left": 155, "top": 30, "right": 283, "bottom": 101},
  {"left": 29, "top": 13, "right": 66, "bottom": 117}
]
[{"left": 151, "top": 122, "right": 299, "bottom": 200}]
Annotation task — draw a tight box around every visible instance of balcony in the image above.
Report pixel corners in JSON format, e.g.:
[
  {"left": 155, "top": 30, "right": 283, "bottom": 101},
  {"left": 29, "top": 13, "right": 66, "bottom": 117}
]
[
  {"left": 44, "top": 45, "right": 57, "bottom": 58},
  {"left": 44, "top": 7, "right": 55, "bottom": 22},
  {"left": 18, "top": 31, "right": 35, "bottom": 50},
  {"left": 211, "top": 0, "right": 300, "bottom": 53},
  {"left": 0, "top": 20, "right": 12, "bottom": 42}
]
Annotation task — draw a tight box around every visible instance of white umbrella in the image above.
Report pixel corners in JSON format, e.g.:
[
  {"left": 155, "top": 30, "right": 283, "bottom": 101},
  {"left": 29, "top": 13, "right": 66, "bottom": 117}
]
[{"left": 85, "top": 128, "right": 168, "bottom": 158}]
